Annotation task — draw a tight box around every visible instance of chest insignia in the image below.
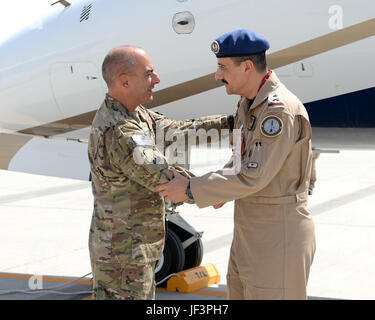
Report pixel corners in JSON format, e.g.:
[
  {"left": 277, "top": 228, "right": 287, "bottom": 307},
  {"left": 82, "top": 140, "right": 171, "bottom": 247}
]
[{"left": 260, "top": 115, "right": 283, "bottom": 138}]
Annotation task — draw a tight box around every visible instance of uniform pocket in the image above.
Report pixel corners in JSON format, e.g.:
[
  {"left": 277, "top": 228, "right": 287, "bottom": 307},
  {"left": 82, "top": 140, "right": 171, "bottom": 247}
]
[
  {"left": 89, "top": 218, "right": 113, "bottom": 263},
  {"left": 131, "top": 239, "right": 165, "bottom": 264},
  {"left": 120, "top": 263, "right": 155, "bottom": 299},
  {"left": 115, "top": 199, "right": 165, "bottom": 265}
]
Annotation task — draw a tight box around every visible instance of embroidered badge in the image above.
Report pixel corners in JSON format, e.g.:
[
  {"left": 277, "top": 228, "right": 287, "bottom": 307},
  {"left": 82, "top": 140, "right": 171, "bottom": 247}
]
[
  {"left": 211, "top": 41, "right": 220, "bottom": 54},
  {"left": 268, "top": 93, "right": 285, "bottom": 107},
  {"left": 260, "top": 115, "right": 283, "bottom": 138}
]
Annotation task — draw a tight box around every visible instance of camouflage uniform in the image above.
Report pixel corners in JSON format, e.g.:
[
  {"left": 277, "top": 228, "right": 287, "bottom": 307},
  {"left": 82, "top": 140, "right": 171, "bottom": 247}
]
[{"left": 88, "top": 94, "right": 228, "bottom": 300}]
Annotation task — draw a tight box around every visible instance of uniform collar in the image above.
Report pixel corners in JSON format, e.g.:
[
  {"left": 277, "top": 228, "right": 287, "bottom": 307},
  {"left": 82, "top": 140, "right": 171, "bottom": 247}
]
[
  {"left": 105, "top": 93, "right": 141, "bottom": 119},
  {"left": 249, "top": 70, "right": 280, "bottom": 111},
  {"left": 104, "top": 94, "right": 152, "bottom": 130}
]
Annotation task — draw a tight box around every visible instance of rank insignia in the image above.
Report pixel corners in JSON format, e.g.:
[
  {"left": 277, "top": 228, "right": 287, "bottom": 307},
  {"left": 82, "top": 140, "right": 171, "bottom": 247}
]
[{"left": 268, "top": 93, "right": 285, "bottom": 107}]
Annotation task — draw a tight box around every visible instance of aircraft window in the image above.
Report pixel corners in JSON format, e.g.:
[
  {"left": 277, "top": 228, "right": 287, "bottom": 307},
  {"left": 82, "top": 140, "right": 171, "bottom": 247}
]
[{"left": 172, "top": 11, "right": 195, "bottom": 34}]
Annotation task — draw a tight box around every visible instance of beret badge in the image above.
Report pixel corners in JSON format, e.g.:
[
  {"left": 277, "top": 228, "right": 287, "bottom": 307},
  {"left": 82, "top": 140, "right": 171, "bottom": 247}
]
[{"left": 211, "top": 41, "right": 220, "bottom": 54}]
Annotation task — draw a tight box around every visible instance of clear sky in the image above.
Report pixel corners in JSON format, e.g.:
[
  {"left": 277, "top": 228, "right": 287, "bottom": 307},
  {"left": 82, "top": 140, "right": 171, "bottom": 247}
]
[{"left": 0, "top": 0, "right": 52, "bottom": 44}]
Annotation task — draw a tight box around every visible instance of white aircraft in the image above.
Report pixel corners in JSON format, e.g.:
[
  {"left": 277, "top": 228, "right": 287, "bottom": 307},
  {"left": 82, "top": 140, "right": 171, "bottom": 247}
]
[{"left": 1, "top": 0, "right": 374, "bottom": 284}]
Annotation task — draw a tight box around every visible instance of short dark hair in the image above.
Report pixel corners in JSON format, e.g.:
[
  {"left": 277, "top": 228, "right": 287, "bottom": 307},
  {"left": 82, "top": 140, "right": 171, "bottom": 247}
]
[
  {"left": 102, "top": 45, "right": 142, "bottom": 88},
  {"left": 231, "top": 50, "right": 267, "bottom": 73}
]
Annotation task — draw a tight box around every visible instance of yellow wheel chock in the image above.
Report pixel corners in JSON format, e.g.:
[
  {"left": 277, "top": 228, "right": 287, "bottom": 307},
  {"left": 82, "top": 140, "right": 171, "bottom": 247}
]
[{"left": 166, "top": 263, "right": 220, "bottom": 293}]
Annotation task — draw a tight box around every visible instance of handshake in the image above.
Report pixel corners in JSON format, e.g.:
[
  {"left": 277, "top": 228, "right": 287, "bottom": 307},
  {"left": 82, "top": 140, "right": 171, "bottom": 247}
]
[{"left": 155, "top": 166, "right": 226, "bottom": 210}]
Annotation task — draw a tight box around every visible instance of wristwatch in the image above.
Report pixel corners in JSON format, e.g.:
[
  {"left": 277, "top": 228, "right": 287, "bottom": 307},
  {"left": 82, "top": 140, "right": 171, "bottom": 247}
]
[{"left": 186, "top": 180, "right": 194, "bottom": 200}]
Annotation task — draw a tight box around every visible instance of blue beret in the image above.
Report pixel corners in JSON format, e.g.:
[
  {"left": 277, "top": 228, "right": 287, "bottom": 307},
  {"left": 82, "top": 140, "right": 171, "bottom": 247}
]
[{"left": 211, "top": 29, "right": 270, "bottom": 57}]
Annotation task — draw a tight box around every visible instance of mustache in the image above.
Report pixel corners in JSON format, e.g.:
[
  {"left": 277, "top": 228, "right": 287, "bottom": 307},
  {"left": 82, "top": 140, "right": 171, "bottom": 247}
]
[{"left": 221, "top": 79, "right": 228, "bottom": 84}]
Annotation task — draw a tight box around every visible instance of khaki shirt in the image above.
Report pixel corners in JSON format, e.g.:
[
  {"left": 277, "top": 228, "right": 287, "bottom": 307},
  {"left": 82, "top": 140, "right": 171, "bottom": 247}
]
[
  {"left": 190, "top": 71, "right": 312, "bottom": 207},
  {"left": 88, "top": 95, "right": 228, "bottom": 265}
]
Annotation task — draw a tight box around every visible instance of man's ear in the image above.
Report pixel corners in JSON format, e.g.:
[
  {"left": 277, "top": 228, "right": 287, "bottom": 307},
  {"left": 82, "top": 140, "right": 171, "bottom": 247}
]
[
  {"left": 119, "top": 73, "right": 129, "bottom": 87},
  {"left": 244, "top": 59, "right": 254, "bottom": 73}
]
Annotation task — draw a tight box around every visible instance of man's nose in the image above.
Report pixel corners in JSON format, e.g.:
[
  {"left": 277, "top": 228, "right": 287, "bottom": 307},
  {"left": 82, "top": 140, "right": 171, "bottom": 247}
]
[
  {"left": 153, "top": 73, "right": 160, "bottom": 84},
  {"left": 215, "top": 70, "right": 222, "bottom": 82}
]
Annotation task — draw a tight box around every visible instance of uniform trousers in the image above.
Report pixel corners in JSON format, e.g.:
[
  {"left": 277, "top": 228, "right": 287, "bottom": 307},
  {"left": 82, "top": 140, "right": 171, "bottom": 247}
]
[
  {"left": 226, "top": 200, "right": 316, "bottom": 300},
  {"left": 91, "top": 259, "right": 156, "bottom": 300}
]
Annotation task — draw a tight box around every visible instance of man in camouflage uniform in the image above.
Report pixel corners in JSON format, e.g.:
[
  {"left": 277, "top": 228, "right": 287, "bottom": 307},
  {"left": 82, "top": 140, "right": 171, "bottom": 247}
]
[{"left": 88, "top": 46, "right": 231, "bottom": 299}]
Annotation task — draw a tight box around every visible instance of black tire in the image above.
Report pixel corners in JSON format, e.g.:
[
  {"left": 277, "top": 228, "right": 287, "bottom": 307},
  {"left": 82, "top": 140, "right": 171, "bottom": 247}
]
[
  {"left": 155, "top": 229, "right": 185, "bottom": 286},
  {"left": 183, "top": 238, "right": 203, "bottom": 270}
]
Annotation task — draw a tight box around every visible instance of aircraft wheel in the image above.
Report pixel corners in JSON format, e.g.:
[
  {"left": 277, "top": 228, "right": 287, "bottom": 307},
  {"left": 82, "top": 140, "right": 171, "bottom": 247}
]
[
  {"left": 155, "top": 229, "right": 185, "bottom": 286},
  {"left": 183, "top": 238, "right": 203, "bottom": 270}
]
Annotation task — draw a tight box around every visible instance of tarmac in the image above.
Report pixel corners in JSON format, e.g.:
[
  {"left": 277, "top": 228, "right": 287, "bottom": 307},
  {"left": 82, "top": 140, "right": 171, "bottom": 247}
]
[{"left": 0, "top": 127, "right": 375, "bottom": 300}]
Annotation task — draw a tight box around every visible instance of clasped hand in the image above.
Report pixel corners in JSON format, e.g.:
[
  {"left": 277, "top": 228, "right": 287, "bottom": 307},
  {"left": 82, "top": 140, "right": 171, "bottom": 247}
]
[
  {"left": 156, "top": 168, "right": 189, "bottom": 203},
  {"left": 156, "top": 168, "right": 226, "bottom": 210}
]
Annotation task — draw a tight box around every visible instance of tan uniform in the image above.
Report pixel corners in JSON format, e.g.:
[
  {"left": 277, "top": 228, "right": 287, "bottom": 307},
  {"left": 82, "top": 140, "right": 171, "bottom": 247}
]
[{"left": 190, "top": 71, "right": 316, "bottom": 300}]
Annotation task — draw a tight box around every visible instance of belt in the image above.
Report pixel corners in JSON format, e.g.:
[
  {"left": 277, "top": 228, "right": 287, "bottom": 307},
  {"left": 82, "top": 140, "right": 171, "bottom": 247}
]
[{"left": 242, "top": 191, "right": 308, "bottom": 205}]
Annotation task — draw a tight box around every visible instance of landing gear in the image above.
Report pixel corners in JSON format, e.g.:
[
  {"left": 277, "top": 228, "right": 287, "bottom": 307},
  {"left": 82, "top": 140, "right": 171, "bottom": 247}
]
[
  {"left": 184, "top": 238, "right": 203, "bottom": 270},
  {"left": 155, "top": 229, "right": 185, "bottom": 285},
  {"left": 155, "top": 209, "right": 204, "bottom": 286}
]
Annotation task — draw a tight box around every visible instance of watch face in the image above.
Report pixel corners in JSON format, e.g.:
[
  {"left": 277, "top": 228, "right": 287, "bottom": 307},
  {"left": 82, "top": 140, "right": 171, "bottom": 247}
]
[{"left": 261, "top": 115, "right": 283, "bottom": 137}]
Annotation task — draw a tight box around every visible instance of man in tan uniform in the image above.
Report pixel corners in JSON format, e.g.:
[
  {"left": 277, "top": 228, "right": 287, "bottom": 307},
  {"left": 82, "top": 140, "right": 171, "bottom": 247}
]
[
  {"left": 156, "top": 30, "right": 316, "bottom": 300},
  {"left": 88, "top": 46, "right": 230, "bottom": 299}
]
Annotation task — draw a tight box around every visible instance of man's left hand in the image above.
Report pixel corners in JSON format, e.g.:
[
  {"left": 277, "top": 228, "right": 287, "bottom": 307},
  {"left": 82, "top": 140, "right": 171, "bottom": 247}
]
[{"left": 156, "top": 168, "right": 189, "bottom": 203}]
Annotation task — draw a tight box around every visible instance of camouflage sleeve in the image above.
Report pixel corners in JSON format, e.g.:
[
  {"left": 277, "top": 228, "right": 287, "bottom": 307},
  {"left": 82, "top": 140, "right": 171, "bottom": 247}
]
[
  {"left": 107, "top": 124, "right": 174, "bottom": 192},
  {"left": 148, "top": 109, "right": 230, "bottom": 148},
  {"left": 107, "top": 124, "right": 197, "bottom": 196}
]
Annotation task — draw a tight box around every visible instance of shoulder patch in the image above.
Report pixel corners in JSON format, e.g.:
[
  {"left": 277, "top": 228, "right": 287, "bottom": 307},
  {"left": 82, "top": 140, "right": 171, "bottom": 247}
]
[
  {"left": 268, "top": 92, "right": 285, "bottom": 108},
  {"left": 131, "top": 134, "right": 153, "bottom": 147},
  {"left": 260, "top": 115, "right": 283, "bottom": 138}
]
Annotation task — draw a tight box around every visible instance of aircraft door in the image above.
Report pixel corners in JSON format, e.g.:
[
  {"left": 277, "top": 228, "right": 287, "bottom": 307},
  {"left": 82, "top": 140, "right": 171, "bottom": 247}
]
[{"left": 50, "top": 62, "right": 105, "bottom": 118}]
